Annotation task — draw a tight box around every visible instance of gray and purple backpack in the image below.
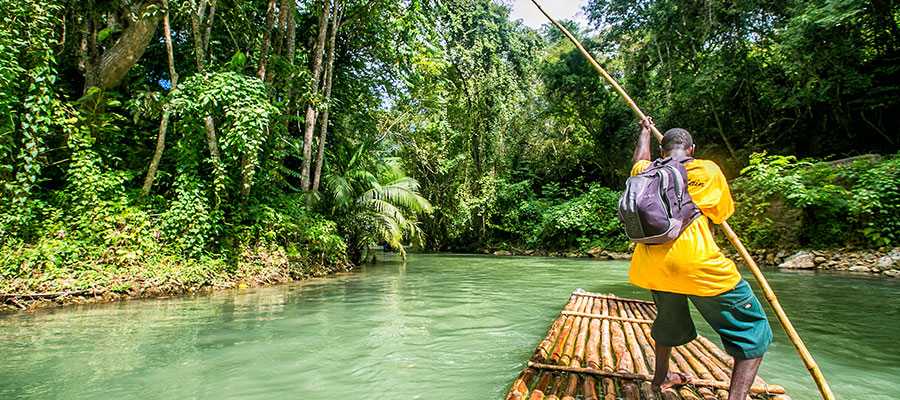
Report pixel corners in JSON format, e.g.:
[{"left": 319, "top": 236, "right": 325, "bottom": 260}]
[{"left": 618, "top": 156, "right": 701, "bottom": 244}]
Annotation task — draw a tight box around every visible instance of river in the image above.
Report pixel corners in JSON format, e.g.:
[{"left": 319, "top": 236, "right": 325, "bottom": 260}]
[{"left": 1, "top": 253, "right": 898, "bottom": 399}]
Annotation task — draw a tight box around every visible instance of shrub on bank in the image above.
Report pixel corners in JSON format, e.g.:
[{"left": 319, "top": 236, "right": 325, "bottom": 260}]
[
  {"left": 487, "top": 152, "right": 900, "bottom": 255},
  {"left": 489, "top": 182, "right": 629, "bottom": 253},
  {"left": 0, "top": 193, "right": 349, "bottom": 297},
  {"left": 532, "top": 184, "right": 628, "bottom": 252},
  {"left": 729, "top": 152, "right": 900, "bottom": 249}
]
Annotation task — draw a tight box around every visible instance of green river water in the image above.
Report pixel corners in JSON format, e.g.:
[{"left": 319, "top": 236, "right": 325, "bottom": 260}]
[{"left": 1, "top": 253, "right": 899, "bottom": 399}]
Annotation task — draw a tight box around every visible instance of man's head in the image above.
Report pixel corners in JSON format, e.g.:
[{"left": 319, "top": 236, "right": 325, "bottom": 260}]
[{"left": 660, "top": 128, "right": 695, "bottom": 157}]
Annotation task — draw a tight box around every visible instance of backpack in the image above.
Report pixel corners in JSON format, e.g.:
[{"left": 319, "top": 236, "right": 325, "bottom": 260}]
[{"left": 618, "top": 156, "right": 701, "bottom": 244}]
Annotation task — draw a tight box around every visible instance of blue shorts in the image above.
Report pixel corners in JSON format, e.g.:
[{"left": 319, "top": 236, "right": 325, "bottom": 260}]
[{"left": 650, "top": 279, "right": 772, "bottom": 360}]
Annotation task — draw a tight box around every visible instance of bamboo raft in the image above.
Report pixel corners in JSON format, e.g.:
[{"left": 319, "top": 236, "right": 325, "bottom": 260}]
[{"left": 506, "top": 290, "right": 790, "bottom": 400}]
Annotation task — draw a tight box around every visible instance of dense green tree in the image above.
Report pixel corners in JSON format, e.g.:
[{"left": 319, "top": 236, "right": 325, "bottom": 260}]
[
  {"left": 318, "top": 140, "right": 432, "bottom": 263},
  {"left": 584, "top": 0, "right": 900, "bottom": 166}
]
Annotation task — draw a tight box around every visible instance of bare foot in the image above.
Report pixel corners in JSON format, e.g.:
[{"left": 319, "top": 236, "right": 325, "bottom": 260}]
[{"left": 651, "top": 371, "right": 693, "bottom": 391}]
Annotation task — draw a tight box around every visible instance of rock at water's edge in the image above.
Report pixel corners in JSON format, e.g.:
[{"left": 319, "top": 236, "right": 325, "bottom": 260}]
[
  {"left": 779, "top": 251, "right": 816, "bottom": 269},
  {"left": 889, "top": 248, "right": 900, "bottom": 262},
  {"left": 587, "top": 246, "right": 604, "bottom": 259},
  {"left": 876, "top": 256, "right": 895, "bottom": 269}
]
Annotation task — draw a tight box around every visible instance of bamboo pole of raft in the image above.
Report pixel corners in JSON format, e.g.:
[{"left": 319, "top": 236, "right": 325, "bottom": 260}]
[
  {"left": 508, "top": 295, "right": 581, "bottom": 400},
  {"left": 529, "top": 2, "right": 835, "bottom": 398},
  {"left": 609, "top": 301, "right": 641, "bottom": 399},
  {"left": 547, "top": 373, "right": 564, "bottom": 400},
  {"left": 673, "top": 345, "right": 717, "bottom": 400},
  {"left": 684, "top": 342, "right": 731, "bottom": 399},
  {"left": 574, "top": 291, "right": 656, "bottom": 305},
  {"left": 623, "top": 303, "right": 659, "bottom": 374},
  {"left": 599, "top": 299, "right": 617, "bottom": 400},
  {"left": 529, "top": 372, "right": 551, "bottom": 400},
  {"left": 584, "top": 299, "right": 602, "bottom": 400},
  {"left": 614, "top": 299, "right": 656, "bottom": 399},
  {"left": 562, "top": 305, "right": 591, "bottom": 400},
  {"left": 527, "top": 362, "right": 788, "bottom": 395}
]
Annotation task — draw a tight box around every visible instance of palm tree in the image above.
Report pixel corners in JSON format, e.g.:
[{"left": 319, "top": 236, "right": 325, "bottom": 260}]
[{"left": 318, "top": 142, "right": 432, "bottom": 263}]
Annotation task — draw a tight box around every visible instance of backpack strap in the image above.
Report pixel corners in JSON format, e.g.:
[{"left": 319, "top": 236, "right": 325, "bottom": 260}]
[{"left": 668, "top": 155, "right": 694, "bottom": 164}]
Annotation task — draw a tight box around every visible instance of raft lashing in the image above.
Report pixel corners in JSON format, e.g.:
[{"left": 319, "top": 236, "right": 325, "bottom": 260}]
[{"left": 506, "top": 290, "right": 791, "bottom": 400}]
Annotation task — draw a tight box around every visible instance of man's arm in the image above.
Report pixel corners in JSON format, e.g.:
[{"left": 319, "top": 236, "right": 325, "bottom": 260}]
[{"left": 633, "top": 118, "right": 653, "bottom": 164}]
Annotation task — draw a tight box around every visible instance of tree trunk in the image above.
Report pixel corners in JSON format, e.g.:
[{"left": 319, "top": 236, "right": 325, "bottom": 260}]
[
  {"left": 256, "top": 0, "right": 278, "bottom": 81},
  {"left": 239, "top": 127, "right": 265, "bottom": 200},
  {"left": 284, "top": 4, "right": 297, "bottom": 70},
  {"left": 81, "top": 0, "right": 101, "bottom": 96},
  {"left": 280, "top": 3, "right": 298, "bottom": 145},
  {"left": 204, "top": 115, "right": 227, "bottom": 203},
  {"left": 189, "top": 0, "right": 209, "bottom": 69},
  {"left": 203, "top": 0, "right": 218, "bottom": 61},
  {"left": 707, "top": 97, "right": 736, "bottom": 158},
  {"left": 273, "top": 0, "right": 292, "bottom": 57},
  {"left": 141, "top": 1, "right": 178, "bottom": 195},
  {"left": 310, "top": 4, "right": 342, "bottom": 192},
  {"left": 188, "top": 0, "right": 217, "bottom": 70},
  {"left": 300, "top": 0, "right": 333, "bottom": 192},
  {"left": 84, "top": 1, "right": 163, "bottom": 93}
]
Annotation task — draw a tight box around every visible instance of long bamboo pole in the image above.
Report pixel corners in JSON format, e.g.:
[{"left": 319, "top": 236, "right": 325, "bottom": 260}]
[{"left": 529, "top": 1, "right": 835, "bottom": 399}]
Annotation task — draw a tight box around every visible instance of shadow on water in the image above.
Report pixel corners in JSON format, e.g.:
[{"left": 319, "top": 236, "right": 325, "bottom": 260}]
[{"left": 0, "top": 253, "right": 898, "bottom": 399}]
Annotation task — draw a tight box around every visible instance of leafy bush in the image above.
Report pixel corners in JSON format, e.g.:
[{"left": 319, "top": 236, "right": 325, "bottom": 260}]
[
  {"left": 532, "top": 184, "right": 628, "bottom": 252},
  {"left": 488, "top": 179, "right": 544, "bottom": 245},
  {"left": 241, "top": 193, "right": 348, "bottom": 269},
  {"left": 0, "top": 193, "right": 349, "bottom": 295},
  {"left": 732, "top": 152, "right": 900, "bottom": 249}
]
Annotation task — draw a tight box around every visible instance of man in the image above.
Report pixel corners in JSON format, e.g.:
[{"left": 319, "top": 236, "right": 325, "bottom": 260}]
[{"left": 630, "top": 118, "right": 772, "bottom": 400}]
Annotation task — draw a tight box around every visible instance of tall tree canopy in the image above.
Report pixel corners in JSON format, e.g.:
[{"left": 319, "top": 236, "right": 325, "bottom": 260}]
[{"left": 1, "top": 0, "right": 898, "bottom": 263}]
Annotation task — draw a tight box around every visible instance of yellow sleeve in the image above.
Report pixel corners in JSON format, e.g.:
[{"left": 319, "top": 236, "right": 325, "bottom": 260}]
[
  {"left": 630, "top": 160, "right": 652, "bottom": 177},
  {"left": 688, "top": 161, "right": 734, "bottom": 224}
]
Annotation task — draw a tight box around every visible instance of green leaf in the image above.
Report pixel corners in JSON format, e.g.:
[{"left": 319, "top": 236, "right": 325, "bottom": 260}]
[{"left": 98, "top": 28, "right": 112, "bottom": 42}]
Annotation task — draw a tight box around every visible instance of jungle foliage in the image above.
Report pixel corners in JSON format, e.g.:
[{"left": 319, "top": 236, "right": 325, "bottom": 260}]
[
  {"left": 730, "top": 153, "right": 900, "bottom": 249},
  {"left": 1, "top": 0, "right": 899, "bottom": 296}
]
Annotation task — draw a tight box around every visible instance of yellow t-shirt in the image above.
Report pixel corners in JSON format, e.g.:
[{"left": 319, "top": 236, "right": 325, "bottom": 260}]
[{"left": 628, "top": 159, "right": 741, "bottom": 296}]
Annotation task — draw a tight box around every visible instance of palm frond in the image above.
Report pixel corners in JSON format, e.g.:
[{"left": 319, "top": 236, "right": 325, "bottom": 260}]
[
  {"left": 367, "top": 211, "right": 406, "bottom": 260},
  {"left": 362, "top": 179, "right": 433, "bottom": 214},
  {"left": 358, "top": 198, "right": 408, "bottom": 227},
  {"left": 324, "top": 173, "right": 353, "bottom": 209}
]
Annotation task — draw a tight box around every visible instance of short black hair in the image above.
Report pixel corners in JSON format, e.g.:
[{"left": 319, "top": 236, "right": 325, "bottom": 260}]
[{"left": 661, "top": 128, "right": 694, "bottom": 152}]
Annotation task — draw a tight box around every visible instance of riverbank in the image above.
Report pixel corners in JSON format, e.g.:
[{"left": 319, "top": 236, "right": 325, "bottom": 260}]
[
  {"left": 6, "top": 243, "right": 898, "bottom": 312},
  {"left": 486, "top": 246, "right": 900, "bottom": 278},
  {"left": 0, "top": 245, "right": 350, "bottom": 312}
]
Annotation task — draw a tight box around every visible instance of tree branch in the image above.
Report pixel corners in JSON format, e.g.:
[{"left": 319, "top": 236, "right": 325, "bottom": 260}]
[{"left": 339, "top": 0, "right": 378, "bottom": 30}]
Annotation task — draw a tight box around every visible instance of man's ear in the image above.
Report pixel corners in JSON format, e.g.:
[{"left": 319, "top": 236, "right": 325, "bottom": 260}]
[
  {"left": 688, "top": 144, "right": 696, "bottom": 156},
  {"left": 659, "top": 145, "right": 665, "bottom": 158}
]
